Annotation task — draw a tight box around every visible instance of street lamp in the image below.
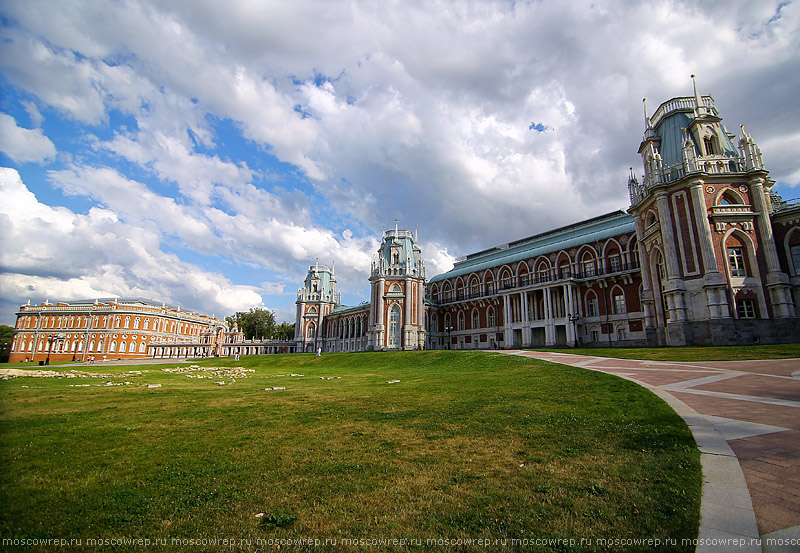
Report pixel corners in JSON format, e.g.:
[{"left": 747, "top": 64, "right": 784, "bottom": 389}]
[
  {"left": 445, "top": 325, "right": 453, "bottom": 350},
  {"left": 45, "top": 334, "right": 65, "bottom": 365},
  {"left": 568, "top": 314, "right": 581, "bottom": 347}
]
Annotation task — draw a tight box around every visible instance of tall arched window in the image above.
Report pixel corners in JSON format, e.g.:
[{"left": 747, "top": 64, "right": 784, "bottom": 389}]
[
  {"left": 471, "top": 310, "right": 480, "bottom": 330},
  {"left": 611, "top": 287, "right": 626, "bottom": 314},
  {"left": 585, "top": 292, "right": 599, "bottom": 317},
  {"left": 389, "top": 305, "right": 401, "bottom": 349},
  {"left": 487, "top": 307, "right": 495, "bottom": 327},
  {"left": 458, "top": 312, "right": 465, "bottom": 331}
]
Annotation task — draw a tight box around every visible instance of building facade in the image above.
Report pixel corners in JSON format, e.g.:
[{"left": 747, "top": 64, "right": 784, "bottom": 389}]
[
  {"left": 8, "top": 297, "right": 226, "bottom": 363},
  {"left": 9, "top": 83, "right": 800, "bottom": 360},
  {"left": 295, "top": 224, "right": 427, "bottom": 352},
  {"left": 304, "top": 82, "right": 800, "bottom": 350}
]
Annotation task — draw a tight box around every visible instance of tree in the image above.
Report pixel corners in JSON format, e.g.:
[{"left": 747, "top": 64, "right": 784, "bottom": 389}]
[
  {"left": 226, "top": 308, "right": 277, "bottom": 340},
  {"left": 274, "top": 322, "right": 295, "bottom": 341},
  {"left": 0, "top": 325, "right": 13, "bottom": 363}
]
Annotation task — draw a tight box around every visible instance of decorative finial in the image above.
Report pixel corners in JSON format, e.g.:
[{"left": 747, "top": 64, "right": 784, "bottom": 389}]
[
  {"left": 395, "top": 218, "right": 399, "bottom": 234},
  {"left": 691, "top": 74, "right": 703, "bottom": 112}
]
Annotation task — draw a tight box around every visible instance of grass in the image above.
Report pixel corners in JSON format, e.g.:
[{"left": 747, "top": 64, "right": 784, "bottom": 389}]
[
  {"left": 0, "top": 351, "right": 701, "bottom": 552},
  {"left": 528, "top": 343, "right": 800, "bottom": 362}
]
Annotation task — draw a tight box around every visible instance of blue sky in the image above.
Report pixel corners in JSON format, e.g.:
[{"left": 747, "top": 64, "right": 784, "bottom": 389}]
[{"left": 1, "top": 0, "right": 799, "bottom": 326}]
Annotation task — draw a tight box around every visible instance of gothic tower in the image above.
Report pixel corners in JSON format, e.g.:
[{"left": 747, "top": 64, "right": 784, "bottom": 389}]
[
  {"left": 628, "top": 76, "right": 796, "bottom": 345},
  {"left": 295, "top": 262, "right": 341, "bottom": 352},
  {"left": 367, "top": 222, "right": 426, "bottom": 350}
]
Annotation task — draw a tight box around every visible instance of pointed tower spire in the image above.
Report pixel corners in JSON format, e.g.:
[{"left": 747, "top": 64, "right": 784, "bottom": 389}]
[
  {"left": 395, "top": 218, "right": 398, "bottom": 234},
  {"left": 691, "top": 74, "right": 705, "bottom": 116},
  {"left": 415, "top": 224, "right": 418, "bottom": 243}
]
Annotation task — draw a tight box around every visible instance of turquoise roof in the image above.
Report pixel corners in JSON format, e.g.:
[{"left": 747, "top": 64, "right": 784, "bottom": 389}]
[
  {"left": 303, "top": 265, "right": 335, "bottom": 296},
  {"left": 429, "top": 211, "right": 635, "bottom": 284},
  {"left": 655, "top": 110, "right": 738, "bottom": 168},
  {"left": 379, "top": 230, "right": 419, "bottom": 269},
  {"left": 329, "top": 302, "right": 370, "bottom": 316}
]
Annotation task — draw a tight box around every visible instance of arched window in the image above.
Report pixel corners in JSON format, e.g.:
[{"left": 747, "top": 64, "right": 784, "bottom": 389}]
[
  {"left": 611, "top": 287, "right": 626, "bottom": 314},
  {"left": 471, "top": 310, "right": 480, "bottom": 330},
  {"left": 484, "top": 274, "right": 495, "bottom": 295},
  {"left": 110, "top": 341, "right": 117, "bottom": 353},
  {"left": 120, "top": 341, "right": 127, "bottom": 353},
  {"left": 389, "top": 305, "right": 401, "bottom": 349},
  {"left": 500, "top": 269, "right": 512, "bottom": 290},
  {"left": 469, "top": 278, "right": 480, "bottom": 297},
  {"left": 703, "top": 135, "right": 718, "bottom": 156},
  {"left": 487, "top": 307, "right": 495, "bottom": 327},
  {"left": 581, "top": 252, "right": 596, "bottom": 277},
  {"left": 535, "top": 261, "right": 550, "bottom": 283},
  {"left": 431, "top": 314, "right": 438, "bottom": 333},
  {"left": 727, "top": 246, "right": 747, "bottom": 277},
  {"left": 308, "top": 323, "right": 316, "bottom": 339},
  {"left": 133, "top": 317, "right": 140, "bottom": 329},
  {"left": 458, "top": 312, "right": 465, "bottom": 331},
  {"left": 139, "top": 341, "right": 146, "bottom": 353},
  {"left": 144, "top": 318, "right": 150, "bottom": 330},
  {"left": 444, "top": 313, "right": 451, "bottom": 330},
  {"left": 585, "top": 291, "right": 599, "bottom": 317}
]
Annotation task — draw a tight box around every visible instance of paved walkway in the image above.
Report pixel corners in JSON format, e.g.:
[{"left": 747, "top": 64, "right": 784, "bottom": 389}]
[{"left": 504, "top": 350, "right": 800, "bottom": 553}]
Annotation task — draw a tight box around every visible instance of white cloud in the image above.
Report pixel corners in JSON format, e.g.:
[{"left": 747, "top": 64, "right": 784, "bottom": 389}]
[
  {"left": 2, "top": 0, "right": 799, "bottom": 324},
  {"left": 0, "top": 167, "right": 263, "bottom": 322},
  {"left": 0, "top": 112, "right": 56, "bottom": 163}
]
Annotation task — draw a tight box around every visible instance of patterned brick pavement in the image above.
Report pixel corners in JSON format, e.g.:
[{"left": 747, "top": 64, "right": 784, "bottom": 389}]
[{"left": 504, "top": 350, "right": 800, "bottom": 549}]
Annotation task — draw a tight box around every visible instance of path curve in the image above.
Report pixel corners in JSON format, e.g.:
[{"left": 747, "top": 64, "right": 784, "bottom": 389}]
[{"left": 502, "top": 350, "right": 800, "bottom": 553}]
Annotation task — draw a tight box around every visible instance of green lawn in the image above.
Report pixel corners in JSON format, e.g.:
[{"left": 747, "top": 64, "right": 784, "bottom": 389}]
[
  {"left": 0, "top": 352, "right": 700, "bottom": 552},
  {"left": 529, "top": 343, "right": 800, "bottom": 362}
]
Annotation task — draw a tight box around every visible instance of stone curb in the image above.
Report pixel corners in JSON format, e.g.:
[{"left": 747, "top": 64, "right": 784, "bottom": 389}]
[{"left": 503, "top": 351, "right": 762, "bottom": 553}]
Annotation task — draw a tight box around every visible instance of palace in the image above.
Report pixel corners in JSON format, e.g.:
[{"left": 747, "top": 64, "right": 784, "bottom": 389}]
[
  {"left": 8, "top": 82, "right": 800, "bottom": 360},
  {"left": 297, "top": 82, "right": 800, "bottom": 350},
  {"left": 8, "top": 298, "right": 226, "bottom": 363}
]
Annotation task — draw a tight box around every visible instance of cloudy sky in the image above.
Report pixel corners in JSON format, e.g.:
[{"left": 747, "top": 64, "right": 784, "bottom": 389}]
[{"left": 1, "top": 0, "right": 798, "bottom": 325}]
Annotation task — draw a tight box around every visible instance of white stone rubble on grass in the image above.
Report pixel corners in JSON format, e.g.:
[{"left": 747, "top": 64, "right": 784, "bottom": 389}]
[
  {"left": 320, "top": 376, "right": 342, "bottom": 380},
  {"left": 263, "top": 387, "right": 286, "bottom": 391},
  {"left": 0, "top": 368, "right": 146, "bottom": 382},
  {"left": 147, "top": 384, "right": 162, "bottom": 389},
  {"left": 162, "top": 366, "right": 253, "bottom": 382},
  {"left": 387, "top": 380, "right": 401, "bottom": 384}
]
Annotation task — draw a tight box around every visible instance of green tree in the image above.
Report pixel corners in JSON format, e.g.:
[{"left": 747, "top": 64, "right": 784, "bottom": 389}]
[
  {"left": 226, "top": 308, "right": 277, "bottom": 340},
  {"left": 274, "top": 322, "right": 295, "bottom": 341},
  {"left": 0, "top": 325, "right": 14, "bottom": 363}
]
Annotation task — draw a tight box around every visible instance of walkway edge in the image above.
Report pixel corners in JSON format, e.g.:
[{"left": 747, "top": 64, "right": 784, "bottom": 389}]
[{"left": 588, "top": 369, "right": 762, "bottom": 553}]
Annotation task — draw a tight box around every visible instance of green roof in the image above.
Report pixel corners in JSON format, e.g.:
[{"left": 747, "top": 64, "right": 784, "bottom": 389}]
[
  {"left": 429, "top": 211, "right": 635, "bottom": 284},
  {"left": 329, "top": 302, "right": 370, "bottom": 316}
]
